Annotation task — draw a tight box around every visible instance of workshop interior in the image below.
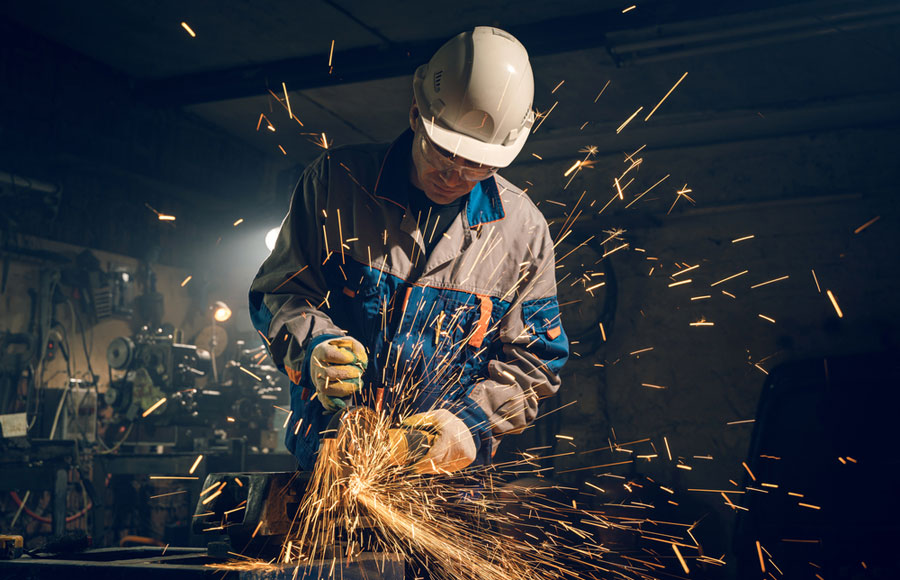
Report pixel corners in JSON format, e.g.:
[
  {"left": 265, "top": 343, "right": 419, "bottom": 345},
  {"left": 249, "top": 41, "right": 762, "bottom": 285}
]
[{"left": 1, "top": 1, "right": 899, "bottom": 579}]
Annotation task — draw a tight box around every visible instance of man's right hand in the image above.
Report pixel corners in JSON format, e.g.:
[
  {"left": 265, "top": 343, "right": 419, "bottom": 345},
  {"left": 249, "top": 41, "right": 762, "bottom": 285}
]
[{"left": 309, "top": 337, "right": 368, "bottom": 412}]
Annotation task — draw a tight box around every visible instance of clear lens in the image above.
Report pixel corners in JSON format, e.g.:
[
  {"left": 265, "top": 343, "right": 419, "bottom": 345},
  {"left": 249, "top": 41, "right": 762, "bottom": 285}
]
[{"left": 418, "top": 130, "right": 497, "bottom": 181}]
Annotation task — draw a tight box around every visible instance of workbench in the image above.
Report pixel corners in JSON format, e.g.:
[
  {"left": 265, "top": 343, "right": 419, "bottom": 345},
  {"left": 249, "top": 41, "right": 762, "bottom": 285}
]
[{"left": 0, "top": 546, "right": 404, "bottom": 579}]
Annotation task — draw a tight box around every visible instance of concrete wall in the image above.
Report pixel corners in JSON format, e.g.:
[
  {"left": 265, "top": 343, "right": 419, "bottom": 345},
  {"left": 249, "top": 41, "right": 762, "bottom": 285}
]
[{"left": 498, "top": 118, "right": 900, "bottom": 560}]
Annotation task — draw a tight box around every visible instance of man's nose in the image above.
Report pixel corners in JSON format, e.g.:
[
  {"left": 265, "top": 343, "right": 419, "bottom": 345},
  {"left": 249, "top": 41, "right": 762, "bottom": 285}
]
[{"left": 439, "top": 167, "right": 466, "bottom": 185}]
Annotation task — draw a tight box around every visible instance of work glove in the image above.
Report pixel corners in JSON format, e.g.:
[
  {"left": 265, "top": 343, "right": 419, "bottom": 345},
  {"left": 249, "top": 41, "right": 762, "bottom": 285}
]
[
  {"left": 309, "top": 337, "right": 368, "bottom": 412},
  {"left": 387, "top": 409, "right": 477, "bottom": 474}
]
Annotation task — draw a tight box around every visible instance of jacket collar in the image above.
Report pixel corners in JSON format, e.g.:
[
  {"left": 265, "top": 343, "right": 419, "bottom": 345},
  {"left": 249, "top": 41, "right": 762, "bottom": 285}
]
[{"left": 373, "top": 129, "right": 506, "bottom": 227}]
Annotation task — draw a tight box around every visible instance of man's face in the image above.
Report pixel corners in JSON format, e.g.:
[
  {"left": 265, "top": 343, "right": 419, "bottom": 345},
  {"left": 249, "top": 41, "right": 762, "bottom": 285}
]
[{"left": 409, "top": 112, "right": 498, "bottom": 205}]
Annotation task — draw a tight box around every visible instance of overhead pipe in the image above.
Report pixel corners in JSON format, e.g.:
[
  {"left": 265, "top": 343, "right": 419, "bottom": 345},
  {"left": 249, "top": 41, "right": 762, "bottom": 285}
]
[
  {"left": 0, "top": 170, "right": 60, "bottom": 195},
  {"left": 608, "top": 1, "right": 900, "bottom": 65}
]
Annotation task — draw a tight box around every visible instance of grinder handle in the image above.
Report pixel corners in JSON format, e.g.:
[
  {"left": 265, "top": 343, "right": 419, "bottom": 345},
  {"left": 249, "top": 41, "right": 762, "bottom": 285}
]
[{"left": 387, "top": 427, "right": 437, "bottom": 466}]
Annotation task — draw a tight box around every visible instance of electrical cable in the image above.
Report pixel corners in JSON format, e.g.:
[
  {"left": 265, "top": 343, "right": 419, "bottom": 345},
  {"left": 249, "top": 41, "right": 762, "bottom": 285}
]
[
  {"left": 67, "top": 299, "right": 97, "bottom": 384},
  {"left": 69, "top": 299, "right": 101, "bottom": 445},
  {"left": 119, "top": 535, "right": 165, "bottom": 547},
  {"left": 97, "top": 422, "right": 133, "bottom": 454},
  {"left": 8, "top": 492, "right": 92, "bottom": 524},
  {"left": 10, "top": 490, "right": 30, "bottom": 527},
  {"left": 28, "top": 275, "right": 61, "bottom": 431},
  {"left": 46, "top": 320, "right": 74, "bottom": 440}
]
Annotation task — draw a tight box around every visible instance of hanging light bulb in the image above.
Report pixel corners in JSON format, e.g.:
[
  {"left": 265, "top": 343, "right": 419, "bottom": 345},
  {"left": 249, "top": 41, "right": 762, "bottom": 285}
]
[
  {"left": 212, "top": 301, "right": 232, "bottom": 322},
  {"left": 265, "top": 227, "right": 280, "bottom": 251}
]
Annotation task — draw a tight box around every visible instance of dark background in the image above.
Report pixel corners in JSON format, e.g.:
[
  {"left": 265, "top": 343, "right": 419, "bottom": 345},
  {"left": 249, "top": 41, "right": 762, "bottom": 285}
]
[{"left": 2, "top": 1, "right": 899, "bottom": 577}]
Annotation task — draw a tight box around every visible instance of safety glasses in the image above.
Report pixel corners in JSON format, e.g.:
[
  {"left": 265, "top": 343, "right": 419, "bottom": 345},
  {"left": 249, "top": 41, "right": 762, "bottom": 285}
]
[{"left": 416, "top": 128, "right": 499, "bottom": 182}]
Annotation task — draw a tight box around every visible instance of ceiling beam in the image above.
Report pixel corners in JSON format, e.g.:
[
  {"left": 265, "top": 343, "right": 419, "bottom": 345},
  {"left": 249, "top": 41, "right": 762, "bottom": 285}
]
[
  {"left": 517, "top": 92, "right": 900, "bottom": 165},
  {"left": 137, "top": 3, "right": 683, "bottom": 107}
]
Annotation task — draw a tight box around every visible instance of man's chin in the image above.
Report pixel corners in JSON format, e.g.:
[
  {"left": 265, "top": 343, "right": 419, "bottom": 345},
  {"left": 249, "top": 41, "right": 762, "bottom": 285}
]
[{"left": 426, "top": 185, "right": 468, "bottom": 204}]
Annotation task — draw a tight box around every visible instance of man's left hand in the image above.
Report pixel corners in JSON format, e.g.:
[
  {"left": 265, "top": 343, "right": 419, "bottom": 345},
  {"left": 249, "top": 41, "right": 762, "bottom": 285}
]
[{"left": 388, "top": 409, "right": 476, "bottom": 474}]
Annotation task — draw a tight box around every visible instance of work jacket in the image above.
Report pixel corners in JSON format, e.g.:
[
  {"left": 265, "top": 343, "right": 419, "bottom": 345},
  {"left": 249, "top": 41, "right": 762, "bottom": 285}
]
[{"left": 249, "top": 130, "right": 568, "bottom": 470}]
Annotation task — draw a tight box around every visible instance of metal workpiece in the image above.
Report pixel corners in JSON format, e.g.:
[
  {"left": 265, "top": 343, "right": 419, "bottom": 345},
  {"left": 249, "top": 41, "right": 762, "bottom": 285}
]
[
  {"left": 0, "top": 546, "right": 404, "bottom": 579},
  {"left": 192, "top": 472, "right": 309, "bottom": 553}
]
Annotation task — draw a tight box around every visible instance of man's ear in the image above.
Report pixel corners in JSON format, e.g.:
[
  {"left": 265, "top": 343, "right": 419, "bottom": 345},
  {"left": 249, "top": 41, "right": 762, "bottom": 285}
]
[{"left": 409, "top": 100, "right": 419, "bottom": 132}]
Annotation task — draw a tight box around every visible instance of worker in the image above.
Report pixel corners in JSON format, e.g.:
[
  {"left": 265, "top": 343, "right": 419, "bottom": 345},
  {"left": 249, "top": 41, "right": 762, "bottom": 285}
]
[{"left": 250, "top": 26, "right": 568, "bottom": 475}]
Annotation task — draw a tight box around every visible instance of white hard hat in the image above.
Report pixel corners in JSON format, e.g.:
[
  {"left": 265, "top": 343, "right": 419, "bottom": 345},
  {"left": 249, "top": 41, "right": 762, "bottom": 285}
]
[{"left": 413, "top": 26, "right": 535, "bottom": 168}]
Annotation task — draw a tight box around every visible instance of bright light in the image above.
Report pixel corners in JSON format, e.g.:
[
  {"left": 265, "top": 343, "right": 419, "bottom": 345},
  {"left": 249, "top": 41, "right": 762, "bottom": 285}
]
[
  {"left": 265, "top": 227, "right": 280, "bottom": 251},
  {"left": 212, "top": 301, "right": 232, "bottom": 322}
]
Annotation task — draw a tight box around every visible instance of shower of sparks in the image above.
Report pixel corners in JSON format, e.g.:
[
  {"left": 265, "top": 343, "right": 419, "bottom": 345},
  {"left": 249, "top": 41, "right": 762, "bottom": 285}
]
[
  {"left": 180, "top": 275, "right": 192, "bottom": 287},
  {"left": 181, "top": 22, "right": 196, "bottom": 37},
  {"left": 853, "top": 215, "right": 880, "bottom": 234},
  {"left": 710, "top": 270, "right": 748, "bottom": 287},
  {"left": 667, "top": 184, "right": 695, "bottom": 214},
  {"left": 142, "top": 397, "right": 167, "bottom": 417},
  {"left": 750, "top": 275, "right": 788, "bottom": 289},
  {"left": 672, "top": 264, "right": 699, "bottom": 277},
  {"left": 616, "top": 106, "right": 644, "bottom": 134},
  {"left": 594, "top": 80, "right": 611, "bottom": 102},
  {"left": 282, "top": 82, "right": 293, "bottom": 119},
  {"left": 191, "top": 73, "right": 871, "bottom": 580},
  {"left": 756, "top": 541, "right": 766, "bottom": 572},
  {"left": 563, "top": 160, "right": 581, "bottom": 177},
  {"left": 672, "top": 544, "right": 690, "bottom": 574},
  {"left": 267, "top": 88, "right": 304, "bottom": 126},
  {"left": 625, "top": 174, "right": 670, "bottom": 209},
  {"left": 826, "top": 289, "right": 843, "bottom": 318},
  {"left": 532, "top": 101, "right": 557, "bottom": 133},
  {"left": 742, "top": 461, "right": 757, "bottom": 481},
  {"left": 189, "top": 454, "right": 204, "bottom": 475},
  {"left": 150, "top": 490, "right": 187, "bottom": 499},
  {"left": 644, "top": 72, "right": 688, "bottom": 121},
  {"left": 272, "top": 407, "right": 702, "bottom": 580},
  {"left": 272, "top": 265, "right": 309, "bottom": 293},
  {"left": 257, "top": 113, "right": 276, "bottom": 132}
]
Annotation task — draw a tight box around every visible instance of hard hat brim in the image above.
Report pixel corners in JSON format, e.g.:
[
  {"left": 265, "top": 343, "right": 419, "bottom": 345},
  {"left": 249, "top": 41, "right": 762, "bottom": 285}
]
[
  {"left": 413, "top": 66, "right": 531, "bottom": 169},
  {"left": 420, "top": 115, "right": 530, "bottom": 169}
]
